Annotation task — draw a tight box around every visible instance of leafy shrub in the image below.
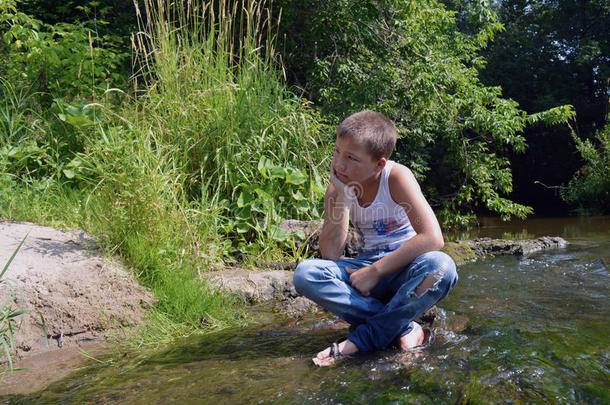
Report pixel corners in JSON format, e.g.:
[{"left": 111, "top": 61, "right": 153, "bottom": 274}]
[
  {"left": 0, "top": 79, "right": 49, "bottom": 179},
  {"left": 1, "top": 0, "right": 128, "bottom": 185},
  {"left": 229, "top": 156, "right": 325, "bottom": 253},
  {"left": 0, "top": 0, "right": 128, "bottom": 101},
  {"left": 561, "top": 122, "right": 610, "bottom": 215},
  {"left": 0, "top": 79, "right": 102, "bottom": 183},
  {"left": 131, "top": 0, "right": 330, "bottom": 253}
]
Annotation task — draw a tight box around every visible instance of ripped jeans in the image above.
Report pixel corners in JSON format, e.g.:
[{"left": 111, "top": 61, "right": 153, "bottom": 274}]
[{"left": 293, "top": 250, "right": 458, "bottom": 352}]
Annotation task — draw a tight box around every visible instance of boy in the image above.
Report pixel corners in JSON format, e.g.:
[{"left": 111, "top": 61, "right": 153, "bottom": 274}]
[{"left": 293, "top": 110, "right": 458, "bottom": 367}]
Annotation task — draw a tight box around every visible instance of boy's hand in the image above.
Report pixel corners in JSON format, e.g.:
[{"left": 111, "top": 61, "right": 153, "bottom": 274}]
[
  {"left": 330, "top": 168, "right": 357, "bottom": 203},
  {"left": 346, "top": 265, "right": 381, "bottom": 296}
]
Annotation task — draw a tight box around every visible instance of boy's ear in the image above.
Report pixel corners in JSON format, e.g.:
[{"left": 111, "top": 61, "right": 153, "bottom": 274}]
[{"left": 376, "top": 157, "right": 387, "bottom": 170}]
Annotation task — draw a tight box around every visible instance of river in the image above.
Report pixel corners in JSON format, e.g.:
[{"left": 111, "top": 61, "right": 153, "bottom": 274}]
[{"left": 4, "top": 217, "right": 609, "bottom": 404}]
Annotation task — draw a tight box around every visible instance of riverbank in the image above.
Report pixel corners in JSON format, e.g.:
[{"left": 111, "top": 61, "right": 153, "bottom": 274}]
[
  {"left": 0, "top": 219, "right": 569, "bottom": 395},
  {"left": 0, "top": 220, "right": 154, "bottom": 360}
]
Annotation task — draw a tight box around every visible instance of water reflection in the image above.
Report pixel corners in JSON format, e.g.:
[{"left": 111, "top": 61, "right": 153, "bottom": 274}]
[{"left": 446, "top": 215, "right": 610, "bottom": 241}]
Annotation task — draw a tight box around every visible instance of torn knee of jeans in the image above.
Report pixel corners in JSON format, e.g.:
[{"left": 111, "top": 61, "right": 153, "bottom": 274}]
[{"left": 412, "top": 269, "right": 445, "bottom": 297}]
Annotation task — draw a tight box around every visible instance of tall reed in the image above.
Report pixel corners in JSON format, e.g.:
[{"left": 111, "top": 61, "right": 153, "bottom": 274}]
[{"left": 130, "top": 0, "right": 327, "bottom": 205}]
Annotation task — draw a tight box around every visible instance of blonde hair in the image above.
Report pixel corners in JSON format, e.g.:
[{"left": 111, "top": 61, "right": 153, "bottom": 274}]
[{"left": 337, "top": 110, "right": 397, "bottom": 160}]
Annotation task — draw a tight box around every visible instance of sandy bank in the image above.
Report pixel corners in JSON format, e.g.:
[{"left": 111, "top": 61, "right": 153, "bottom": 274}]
[{"left": 0, "top": 220, "right": 154, "bottom": 367}]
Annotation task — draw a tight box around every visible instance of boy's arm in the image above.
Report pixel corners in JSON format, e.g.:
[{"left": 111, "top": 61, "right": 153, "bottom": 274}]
[
  {"left": 318, "top": 183, "right": 350, "bottom": 261},
  {"left": 347, "top": 164, "right": 444, "bottom": 295}
]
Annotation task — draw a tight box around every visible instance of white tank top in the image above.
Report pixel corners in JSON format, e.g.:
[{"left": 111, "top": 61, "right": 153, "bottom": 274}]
[{"left": 349, "top": 160, "right": 416, "bottom": 251}]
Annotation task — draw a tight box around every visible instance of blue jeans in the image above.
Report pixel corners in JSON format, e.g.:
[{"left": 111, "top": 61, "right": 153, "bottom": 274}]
[{"left": 293, "top": 250, "right": 458, "bottom": 352}]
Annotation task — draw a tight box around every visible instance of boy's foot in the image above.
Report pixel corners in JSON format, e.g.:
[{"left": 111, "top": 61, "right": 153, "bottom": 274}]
[
  {"left": 395, "top": 323, "right": 435, "bottom": 366},
  {"left": 312, "top": 339, "right": 359, "bottom": 367},
  {"left": 397, "top": 322, "right": 424, "bottom": 350}
]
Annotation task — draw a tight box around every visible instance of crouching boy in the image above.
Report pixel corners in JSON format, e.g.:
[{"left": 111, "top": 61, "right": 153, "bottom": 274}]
[{"left": 293, "top": 110, "right": 458, "bottom": 366}]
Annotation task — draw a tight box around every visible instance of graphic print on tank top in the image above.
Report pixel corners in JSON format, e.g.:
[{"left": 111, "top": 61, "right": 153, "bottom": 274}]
[{"left": 372, "top": 218, "right": 403, "bottom": 235}]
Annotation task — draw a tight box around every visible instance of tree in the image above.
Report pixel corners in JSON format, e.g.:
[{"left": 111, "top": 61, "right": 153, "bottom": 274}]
[
  {"left": 478, "top": 0, "right": 610, "bottom": 214},
  {"left": 278, "top": 0, "right": 573, "bottom": 226},
  {"left": 561, "top": 120, "right": 610, "bottom": 215}
]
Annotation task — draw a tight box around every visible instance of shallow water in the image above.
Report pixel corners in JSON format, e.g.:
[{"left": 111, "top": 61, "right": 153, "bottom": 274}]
[{"left": 4, "top": 217, "right": 610, "bottom": 404}]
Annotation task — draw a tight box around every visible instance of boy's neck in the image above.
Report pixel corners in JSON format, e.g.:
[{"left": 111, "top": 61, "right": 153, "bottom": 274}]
[{"left": 356, "top": 169, "right": 384, "bottom": 207}]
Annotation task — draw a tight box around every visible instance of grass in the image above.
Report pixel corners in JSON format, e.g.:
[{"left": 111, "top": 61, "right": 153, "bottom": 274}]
[
  {"left": 0, "top": 0, "right": 328, "bottom": 346},
  {"left": 0, "top": 235, "right": 30, "bottom": 376}
]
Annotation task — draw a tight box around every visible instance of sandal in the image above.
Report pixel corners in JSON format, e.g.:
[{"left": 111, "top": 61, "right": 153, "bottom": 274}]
[{"left": 312, "top": 342, "right": 350, "bottom": 367}]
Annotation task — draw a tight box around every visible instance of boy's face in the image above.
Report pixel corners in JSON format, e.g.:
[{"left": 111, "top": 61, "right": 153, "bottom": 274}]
[{"left": 332, "top": 136, "right": 386, "bottom": 187}]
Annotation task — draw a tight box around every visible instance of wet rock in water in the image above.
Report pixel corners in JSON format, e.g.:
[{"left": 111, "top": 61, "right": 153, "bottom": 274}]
[
  {"left": 205, "top": 268, "right": 315, "bottom": 314},
  {"left": 416, "top": 306, "right": 437, "bottom": 328},
  {"left": 458, "top": 236, "right": 568, "bottom": 259}
]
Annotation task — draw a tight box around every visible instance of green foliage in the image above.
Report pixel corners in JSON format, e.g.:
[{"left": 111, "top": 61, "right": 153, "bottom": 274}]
[
  {"left": 131, "top": 0, "right": 329, "bottom": 251},
  {"left": 278, "top": 0, "right": 574, "bottom": 225},
  {"left": 0, "top": 0, "right": 129, "bottom": 184},
  {"left": 0, "top": 0, "right": 128, "bottom": 100},
  {"left": 473, "top": 0, "right": 610, "bottom": 213},
  {"left": 0, "top": 79, "right": 102, "bottom": 183},
  {"left": 0, "top": 79, "right": 49, "bottom": 179},
  {"left": 230, "top": 156, "right": 325, "bottom": 253},
  {"left": 561, "top": 122, "right": 610, "bottom": 215}
]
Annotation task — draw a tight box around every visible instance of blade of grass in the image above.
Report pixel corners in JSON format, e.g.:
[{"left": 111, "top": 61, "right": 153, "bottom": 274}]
[{"left": 0, "top": 233, "right": 28, "bottom": 280}]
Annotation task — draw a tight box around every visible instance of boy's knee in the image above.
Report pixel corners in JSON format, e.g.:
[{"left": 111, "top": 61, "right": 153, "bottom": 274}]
[
  {"left": 423, "top": 251, "right": 456, "bottom": 274},
  {"left": 293, "top": 259, "right": 320, "bottom": 295},
  {"left": 415, "top": 251, "right": 458, "bottom": 295},
  {"left": 433, "top": 251, "right": 458, "bottom": 287}
]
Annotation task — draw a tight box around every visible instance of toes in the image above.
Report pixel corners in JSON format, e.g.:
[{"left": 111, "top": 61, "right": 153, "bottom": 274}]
[
  {"left": 312, "top": 354, "right": 337, "bottom": 367},
  {"left": 316, "top": 347, "right": 331, "bottom": 359}
]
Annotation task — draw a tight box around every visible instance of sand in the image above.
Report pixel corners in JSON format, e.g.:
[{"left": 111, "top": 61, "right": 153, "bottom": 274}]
[{"left": 0, "top": 220, "right": 153, "bottom": 362}]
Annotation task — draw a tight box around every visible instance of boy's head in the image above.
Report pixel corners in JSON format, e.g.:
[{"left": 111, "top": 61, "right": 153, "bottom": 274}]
[{"left": 337, "top": 110, "right": 396, "bottom": 161}]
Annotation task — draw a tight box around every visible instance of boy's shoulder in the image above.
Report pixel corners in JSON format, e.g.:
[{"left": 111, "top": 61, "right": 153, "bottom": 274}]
[
  {"left": 388, "top": 161, "right": 417, "bottom": 184},
  {"left": 387, "top": 161, "right": 422, "bottom": 202}
]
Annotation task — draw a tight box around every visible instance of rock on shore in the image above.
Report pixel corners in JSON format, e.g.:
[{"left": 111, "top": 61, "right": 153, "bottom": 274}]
[
  {"left": 0, "top": 220, "right": 154, "bottom": 359},
  {"left": 206, "top": 220, "right": 568, "bottom": 314}
]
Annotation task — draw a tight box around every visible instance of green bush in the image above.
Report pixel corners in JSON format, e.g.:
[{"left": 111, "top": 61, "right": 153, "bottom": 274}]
[
  {"left": 1, "top": 0, "right": 129, "bottom": 186},
  {"left": 0, "top": 0, "right": 128, "bottom": 101},
  {"left": 0, "top": 79, "right": 104, "bottom": 184},
  {"left": 128, "top": 0, "right": 329, "bottom": 254},
  {"left": 561, "top": 121, "right": 610, "bottom": 215},
  {"left": 0, "top": 79, "right": 49, "bottom": 179}
]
